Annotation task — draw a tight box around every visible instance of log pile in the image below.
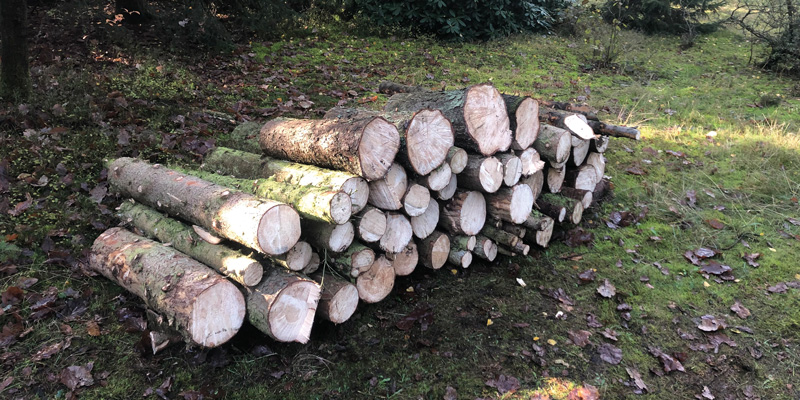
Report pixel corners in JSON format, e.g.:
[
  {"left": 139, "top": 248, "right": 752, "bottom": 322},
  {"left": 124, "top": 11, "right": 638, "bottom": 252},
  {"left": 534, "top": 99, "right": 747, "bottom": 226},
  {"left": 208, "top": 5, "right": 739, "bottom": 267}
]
[{"left": 90, "top": 81, "right": 638, "bottom": 350}]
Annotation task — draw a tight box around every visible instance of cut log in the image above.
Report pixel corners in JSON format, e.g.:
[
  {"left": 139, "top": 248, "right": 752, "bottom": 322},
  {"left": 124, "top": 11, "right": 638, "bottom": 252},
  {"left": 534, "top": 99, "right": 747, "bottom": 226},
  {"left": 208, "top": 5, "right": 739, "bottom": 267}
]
[
  {"left": 258, "top": 116, "right": 400, "bottom": 181},
  {"left": 520, "top": 170, "right": 544, "bottom": 202},
  {"left": 570, "top": 136, "right": 590, "bottom": 167},
  {"left": 226, "top": 121, "right": 263, "bottom": 153},
  {"left": 565, "top": 165, "right": 598, "bottom": 191},
  {"left": 495, "top": 153, "right": 523, "bottom": 187},
  {"left": 539, "top": 193, "right": 584, "bottom": 224},
  {"left": 90, "top": 228, "right": 246, "bottom": 347},
  {"left": 117, "top": 201, "right": 263, "bottom": 287},
  {"left": 502, "top": 94, "right": 540, "bottom": 150},
  {"left": 460, "top": 155, "right": 503, "bottom": 193},
  {"left": 387, "top": 242, "right": 419, "bottom": 276},
  {"left": 446, "top": 146, "right": 468, "bottom": 174},
  {"left": 436, "top": 173, "right": 458, "bottom": 201},
  {"left": 310, "top": 274, "right": 359, "bottom": 324},
  {"left": 108, "top": 158, "right": 300, "bottom": 256},
  {"left": 540, "top": 109, "right": 595, "bottom": 140},
  {"left": 384, "top": 83, "right": 512, "bottom": 155},
  {"left": 517, "top": 147, "right": 545, "bottom": 177},
  {"left": 301, "top": 251, "right": 321, "bottom": 275},
  {"left": 246, "top": 268, "right": 320, "bottom": 343},
  {"left": 525, "top": 222, "right": 554, "bottom": 248},
  {"left": 590, "top": 135, "right": 609, "bottom": 153},
  {"left": 535, "top": 195, "right": 567, "bottom": 223},
  {"left": 485, "top": 184, "right": 534, "bottom": 224},
  {"left": 522, "top": 209, "right": 555, "bottom": 231},
  {"left": 330, "top": 243, "right": 375, "bottom": 278},
  {"left": 591, "top": 178, "right": 612, "bottom": 207},
  {"left": 449, "top": 234, "right": 477, "bottom": 252},
  {"left": 472, "top": 236, "right": 498, "bottom": 261},
  {"left": 324, "top": 107, "right": 454, "bottom": 176},
  {"left": 356, "top": 255, "right": 395, "bottom": 303},
  {"left": 546, "top": 165, "right": 566, "bottom": 193},
  {"left": 380, "top": 212, "right": 413, "bottom": 253},
  {"left": 497, "top": 247, "right": 518, "bottom": 257},
  {"left": 560, "top": 187, "right": 593, "bottom": 209},
  {"left": 585, "top": 152, "right": 606, "bottom": 180},
  {"left": 480, "top": 225, "right": 521, "bottom": 248},
  {"left": 439, "top": 190, "right": 486, "bottom": 236},
  {"left": 273, "top": 241, "right": 313, "bottom": 272},
  {"left": 448, "top": 249, "right": 473, "bottom": 268},
  {"left": 355, "top": 206, "right": 386, "bottom": 243},
  {"left": 587, "top": 120, "right": 641, "bottom": 140},
  {"left": 403, "top": 183, "right": 431, "bottom": 217},
  {"left": 420, "top": 162, "right": 452, "bottom": 192},
  {"left": 533, "top": 124, "right": 572, "bottom": 165},
  {"left": 368, "top": 163, "right": 407, "bottom": 210},
  {"left": 185, "top": 169, "right": 352, "bottom": 225},
  {"left": 410, "top": 198, "right": 439, "bottom": 239},
  {"left": 417, "top": 231, "right": 450, "bottom": 270},
  {"left": 498, "top": 221, "right": 527, "bottom": 238},
  {"left": 303, "top": 221, "right": 354, "bottom": 253},
  {"left": 204, "top": 147, "right": 369, "bottom": 214}
]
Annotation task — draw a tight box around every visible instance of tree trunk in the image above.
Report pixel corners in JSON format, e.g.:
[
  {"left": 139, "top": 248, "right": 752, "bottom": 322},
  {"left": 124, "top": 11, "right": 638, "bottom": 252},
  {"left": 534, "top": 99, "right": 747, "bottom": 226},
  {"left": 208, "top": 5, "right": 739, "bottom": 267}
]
[
  {"left": 108, "top": 158, "right": 301, "bottom": 256},
  {"left": 495, "top": 153, "right": 523, "bottom": 187},
  {"left": 439, "top": 190, "right": 486, "bottom": 236},
  {"left": 310, "top": 273, "right": 359, "bottom": 324},
  {"left": 368, "top": 163, "right": 407, "bottom": 210},
  {"left": 517, "top": 147, "right": 545, "bottom": 177},
  {"left": 485, "top": 184, "right": 534, "bottom": 224},
  {"left": 384, "top": 84, "right": 512, "bottom": 156},
  {"left": 303, "top": 220, "right": 354, "bottom": 253},
  {"left": 116, "top": 202, "right": 263, "bottom": 287},
  {"left": 356, "top": 255, "right": 395, "bottom": 303},
  {"left": 380, "top": 212, "right": 413, "bottom": 253},
  {"left": 324, "top": 107, "right": 454, "bottom": 176},
  {"left": 0, "top": 0, "right": 31, "bottom": 101},
  {"left": 459, "top": 155, "right": 503, "bottom": 193},
  {"left": 480, "top": 225, "right": 522, "bottom": 249},
  {"left": 258, "top": 117, "right": 400, "bottom": 181},
  {"left": 446, "top": 146, "right": 469, "bottom": 174},
  {"left": 520, "top": 170, "right": 544, "bottom": 202},
  {"left": 410, "top": 198, "right": 439, "bottom": 239},
  {"left": 435, "top": 173, "right": 458, "bottom": 201},
  {"left": 590, "top": 135, "right": 609, "bottom": 153},
  {"left": 559, "top": 187, "right": 593, "bottom": 209},
  {"left": 472, "top": 236, "right": 498, "bottom": 261},
  {"left": 185, "top": 168, "right": 352, "bottom": 224},
  {"left": 564, "top": 165, "right": 598, "bottom": 191},
  {"left": 539, "top": 193, "right": 584, "bottom": 224},
  {"left": 204, "top": 147, "right": 369, "bottom": 214},
  {"left": 533, "top": 124, "right": 572, "bottom": 165},
  {"left": 90, "top": 228, "right": 246, "bottom": 347},
  {"left": 330, "top": 242, "right": 375, "bottom": 278},
  {"left": 546, "top": 165, "right": 566, "bottom": 193},
  {"left": 354, "top": 206, "right": 386, "bottom": 243},
  {"left": 540, "top": 109, "right": 595, "bottom": 140},
  {"left": 246, "top": 268, "right": 321, "bottom": 343},
  {"left": 419, "top": 162, "right": 452, "bottom": 191},
  {"left": 273, "top": 241, "right": 313, "bottom": 272},
  {"left": 387, "top": 242, "right": 418, "bottom": 276},
  {"left": 570, "top": 136, "right": 591, "bottom": 167},
  {"left": 587, "top": 120, "right": 641, "bottom": 140},
  {"left": 502, "top": 95, "right": 540, "bottom": 150},
  {"left": 417, "top": 231, "right": 450, "bottom": 270}
]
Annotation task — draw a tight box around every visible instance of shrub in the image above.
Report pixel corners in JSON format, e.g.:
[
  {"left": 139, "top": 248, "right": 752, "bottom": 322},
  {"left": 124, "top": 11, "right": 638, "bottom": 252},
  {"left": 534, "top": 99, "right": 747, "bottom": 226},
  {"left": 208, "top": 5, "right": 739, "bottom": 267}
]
[
  {"left": 732, "top": 0, "right": 800, "bottom": 74},
  {"left": 601, "top": 0, "right": 724, "bottom": 36}
]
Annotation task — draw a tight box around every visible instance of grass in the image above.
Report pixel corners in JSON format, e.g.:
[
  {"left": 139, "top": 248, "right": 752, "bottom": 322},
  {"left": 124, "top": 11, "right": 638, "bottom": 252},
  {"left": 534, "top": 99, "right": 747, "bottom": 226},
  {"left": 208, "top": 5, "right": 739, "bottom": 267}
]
[{"left": 1, "top": 5, "right": 800, "bottom": 399}]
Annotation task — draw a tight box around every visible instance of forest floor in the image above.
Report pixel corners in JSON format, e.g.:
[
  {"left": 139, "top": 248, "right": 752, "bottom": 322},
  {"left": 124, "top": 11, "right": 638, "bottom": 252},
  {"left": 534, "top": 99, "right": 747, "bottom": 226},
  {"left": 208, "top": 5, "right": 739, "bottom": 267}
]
[{"left": 1, "top": 3, "right": 799, "bottom": 399}]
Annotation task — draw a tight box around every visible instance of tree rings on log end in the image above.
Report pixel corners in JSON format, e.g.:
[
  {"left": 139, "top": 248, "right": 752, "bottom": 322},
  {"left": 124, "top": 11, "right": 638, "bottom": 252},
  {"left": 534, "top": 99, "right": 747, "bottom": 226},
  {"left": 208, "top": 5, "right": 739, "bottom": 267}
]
[
  {"left": 356, "top": 256, "right": 395, "bottom": 303},
  {"left": 359, "top": 118, "right": 401, "bottom": 181},
  {"left": 257, "top": 204, "right": 302, "bottom": 256},
  {"left": 192, "top": 281, "right": 246, "bottom": 347},
  {"left": 268, "top": 279, "right": 321, "bottom": 344},
  {"left": 406, "top": 109, "right": 454, "bottom": 175}
]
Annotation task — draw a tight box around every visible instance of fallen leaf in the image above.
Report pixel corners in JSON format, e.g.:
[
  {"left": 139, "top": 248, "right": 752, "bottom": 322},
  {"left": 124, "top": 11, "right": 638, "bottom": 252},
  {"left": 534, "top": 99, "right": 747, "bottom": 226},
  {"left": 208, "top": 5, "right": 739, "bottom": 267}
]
[
  {"left": 485, "top": 374, "right": 520, "bottom": 395},
  {"left": 699, "top": 385, "right": 715, "bottom": 399},
  {"left": 567, "top": 384, "right": 600, "bottom": 400},
  {"left": 60, "top": 362, "right": 94, "bottom": 390},
  {"left": 597, "top": 279, "right": 616, "bottom": 298},
  {"left": 8, "top": 193, "right": 33, "bottom": 216},
  {"left": 707, "top": 332, "right": 737, "bottom": 353},
  {"left": 598, "top": 343, "right": 622, "bottom": 364},
  {"left": 648, "top": 346, "right": 685, "bottom": 373},
  {"left": 544, "top": 288, "right": 575, "bottom": 306},
  {"left": 32, "top": 338, "right": 71, "bottom": 361},
  {"left": 686, "top": 190, "right": 697, "bottom": 207},
  {"left": 395, "top": 305, "right": 433, "bottom": 332},
  {"left": 699, "top": 261, "right": 732, "bottom": 275},
  {"left": 697, "top": 315, "right": 726, "bottom": 332},
  {"left": 767, "top": 282, "right": 788, "bottom": 293},
  {"left": 625, "top": 165, "right": 646, "bottom": 175},
  {"left": 443, "top": 386, "right": 458, "bottom": 400},
  {"left": 626, "top": 367, "right": 648, "bottom": 394},
  {"left": 86, "top": 320, "right": 101, "bottom": 336},
  {"left": 601, "top": 328, "right": 618, "bottom": 341},
  {"left": 730, "top": 301, "right": 750, "bottom": 319},
  {"left": 586, "top": 313, "right": 603, "bottom": 328},
  {"left": 89, "top": 185, "right": 108, "bottom": 204},
  {"left": 578, "top": 269, "right": 596, "bottom": 283},
  {"left": 694, "top": 247, "right": 719, "bottom": 259},
  {"left": 568, "top": 330, "right": 592, "bottom": 347},
  {"left": 742, "top": 253, "right": 761, "bottom": 267},
  {"left": 705, "top": 219, "right": 725, "bottom": 229}
]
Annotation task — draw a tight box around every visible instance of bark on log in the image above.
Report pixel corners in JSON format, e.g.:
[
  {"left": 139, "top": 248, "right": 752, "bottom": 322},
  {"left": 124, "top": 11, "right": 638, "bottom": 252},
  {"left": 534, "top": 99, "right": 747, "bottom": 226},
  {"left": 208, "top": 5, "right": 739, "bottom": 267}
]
[
  {"left": 497, "top": 247, "right": 518, "bottom": 257},
  {"left": 533, "top": 124, "right": 572, "bottom": 165},
  {"left": 303, "top": 221, "right": 354, "bottom": 253},
  {"left": 403, "top": 183, "right": 431, "bottom": 217},
  {"left": 258, "top": 117, "right": 400, "bottom": 181},
  {"left": 330, "top": 242, "right": 375, "bottom": 278},
  {"left": 546, "top": 165, "right": 566, "bottom": 193},
  {"left": 324, "top": 107, "right": 454, "bottom": 176},
  {"left": 356, "top": 255, "right": 395, "bottom": 303},
  {"left": 565, "top": 165, "right": 598, "bottom": 191},
  {"left": 204, "top": 147, "right": 369, "bottom": 214},
  {"left": 355, "top": 206, "right": 386, "bottom": 243},
  {"left": 448, "top": 249, "right": 473, "bottom": 268},
  {"left": 480, "top": 225, "right": 521, "bottom": 248},
  {"left": 502, "top": 94, "right": 540, "bottom": 150},
  {"left": 521, "top": 209, "right": 554, "bottom": 231},
  {"left": 535, "top": 195, "right": 567, "bottom": 223},
  {"left": 435, "top": 173, "right": 458, "bottom": 201},
  {"left": 117, "top": 201, "right": 263, "bottom": 287},
  {"left": 559, "top": 187, "right": 593, "bottom": 209},
  {"left": 495, "top": 153, "right": 523, "bottom": 187},
  {"left": 246, "top": 268, "right": 320, "bottom": 343},
  {"left": 517, "top": 147, "right": 545, "bottom": 177},
  {"left": 387, "top": 242, "right": 419, "bottom": 276},
  {"left": 499, "top": 221, "right": 527, "bottom": 238},
  {"left": 380, "top": 212, "right": 413, "bottom": 253},
  {"left": 590, "top": 135, "right": 609, "bottom": 153},
  {"left": 520, "top": 170, "right": 544, "bottom": 202},
  {"left": 226, "top": 122, "right": 263, "bottom": 153},
  {"left": 368, "top": 163, "right": 407, "bottom": 210},
  {"left": 459, "top": 155, "right": 503, "bottom": 193},
  {"left": 417, "top": 231, "right": 450, "bottom": 270},
  {"left": 384, "top": 84, "right": 512, "bottom": 156},
  {"left": 525, "top": 222, "right": 554, "bottom": 248},
  {"left": 310, "top": 273, "right": 359, "bottom": 324},
  {"left": 90, "top": 228, "right": 246, "bottom": 347},
  {"left": 410, "top": 198, "right": 439, "bottom": 239},
  {"left": 272, "top": 241, "right": 313, "bottom": 272},
  {"left": 591, "top": 178, "right": 612, "bottom": 207},
  {"left": 585, "top": 152, "right": 606, "bottom": 181},
  {"left": 587, "top": 120, "right": 641, "bottom": 140},
  {"left": 108, "top": 158, "right": 300, "bottom": 256},
  {"left": 449, "top": 234, "right": 477, "bottom": 252},
  {"left": 446, "top": 146, "right": 468, "bottom": 174},
  {"left": 540, "top": 109, "right": 595, "bottom": 140},
  {"left": 570, "top": 136, "right": 591, "bottom": 167},
  {"left": 472, "top": 236, "right": 498, "bottom": 261},
  {"left": 420, "top": 162, "right": 452, "bottom": 192},
  {"left": 439, "top": 190, "right": 486, "bottom": 236},
  {"left": 539, "top": 193, "right": 584, "bottom": 224},
  {"left": 485, "top": 184, "right": 534, "bottom": 224}
]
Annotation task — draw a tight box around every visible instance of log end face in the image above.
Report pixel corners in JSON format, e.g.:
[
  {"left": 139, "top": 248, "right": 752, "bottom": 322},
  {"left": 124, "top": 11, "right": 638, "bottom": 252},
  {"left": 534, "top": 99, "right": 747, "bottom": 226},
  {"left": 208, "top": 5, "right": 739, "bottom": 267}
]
[
  {"left": 356, "top": 256, "right": 395, "bottom": 303},
  {"left": 556, "top": 132, "right": 573, "bottom": 164},
  {"left": 191, "top": 281, "right": 246, "bottom": 347},
  {"left": 391, "top": 243, "right": 419, "bottom": 276},
  {"left": 512, "top": 97, "right": 540, "bottom": 150},
  {"left": 286, "top": 241, "right": 313, "bottom": 272},
  {"left": 464, "top": 84, "right": 512, "bottom": 155},
  {"left": 480, "top": 157, "right": 504, "bottom": 193},
  {"left": 564, "top": 114, "right": 595, "bottom": 140},
  {"left": 447, "top": 147, "right": 469, "bottom": 174},
  {"left": 258, "top": 204, "right": 302, "bottom": 256},
  {"left": 430, "top": 233, "right": 450, "bottom": 270},
  {"left": 269, "top": 280, "right": 321, "bottom": 343},
  {"left": 459, "top": 191, "right": 487, "bottom": 236},
  {"left": 326, "top": 283, "right": 359, "bottom": 324},
  {"left": 509, "top": 184, "right": 535, "bottom": 224},
  {"left": 403, "top": 184, "right": 431, "bottom": 217},
  {"left": 330, "top": 192, "right": 354, "bottom": 225},
  {"left": 503, "top": 157, "right": 523, "bottom": 187},
  {"left": 484, "top": 241, "right": 498, "bottom": 261},
  {"left": 461, "top": 252, "right": 473, "bottom": 268},
  {"left": 407, "top": 109, "right": 455, "bottom": 175},
  {"left": 359, "top": 118, "right": 401, "bottom": 181},
  {"left": 342, "top": 178, "right": 369, "bottom": 214},
  {"left": 329, "top": 222, "right": 356, "bottom": 253}
]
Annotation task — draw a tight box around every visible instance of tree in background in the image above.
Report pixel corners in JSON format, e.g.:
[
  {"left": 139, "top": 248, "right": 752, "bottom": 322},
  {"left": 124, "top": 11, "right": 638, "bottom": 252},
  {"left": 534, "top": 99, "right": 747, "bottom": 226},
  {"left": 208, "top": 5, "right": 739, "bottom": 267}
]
[
  {"left": 602, "top": 0, "right": 724, "bottom": 44},
  {"left": 0, "top": 0, "right": 32, "bottom": 101},
  {"left": 731, "top": 0, "right": 800, "bottom": 74}
]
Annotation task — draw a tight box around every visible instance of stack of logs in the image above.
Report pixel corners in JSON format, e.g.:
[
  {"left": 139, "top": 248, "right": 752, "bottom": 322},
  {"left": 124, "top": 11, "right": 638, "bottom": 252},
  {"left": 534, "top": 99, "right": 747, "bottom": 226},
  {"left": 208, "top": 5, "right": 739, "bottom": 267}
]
[{"left": 89, "top": 81, "right": 639, "bottom": 350}]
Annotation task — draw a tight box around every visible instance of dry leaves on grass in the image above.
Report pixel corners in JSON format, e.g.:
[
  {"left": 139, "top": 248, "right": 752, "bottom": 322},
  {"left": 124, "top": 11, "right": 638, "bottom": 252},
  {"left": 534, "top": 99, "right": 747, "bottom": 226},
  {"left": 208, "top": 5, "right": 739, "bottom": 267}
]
[
  {"left": 648, "top": 346, "right": 685, "bottom": 373},
  {"left": 697, "top": 315, "right": 727, "bottom": 332},
  {"left": 60, "top": 362, "right": 94, "bottom": 391},
  {"left": 626, "top": 367, "right": 648, "bottom": 394},
  {"left": 598, "top": 343, "right": 622, "bottom": 364},
  {"left": 568, "top": 330, "right": 592, "bottom": 347},
  {"left": 485, "top": 374, "right": 520, "bottom": 395},
  {"left": 597, "top": 279, "right": 616, "bottom": 298},
  {"left": 730, "top": 301, "right": 751, "bottom": 319}
]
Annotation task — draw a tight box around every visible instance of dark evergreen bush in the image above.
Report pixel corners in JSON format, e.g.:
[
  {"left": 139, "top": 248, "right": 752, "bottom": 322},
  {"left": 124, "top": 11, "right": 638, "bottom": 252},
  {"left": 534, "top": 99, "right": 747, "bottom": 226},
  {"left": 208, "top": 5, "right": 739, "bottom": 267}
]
[{"left": 601, "top": 0, "right": 724, "bottom": 35}]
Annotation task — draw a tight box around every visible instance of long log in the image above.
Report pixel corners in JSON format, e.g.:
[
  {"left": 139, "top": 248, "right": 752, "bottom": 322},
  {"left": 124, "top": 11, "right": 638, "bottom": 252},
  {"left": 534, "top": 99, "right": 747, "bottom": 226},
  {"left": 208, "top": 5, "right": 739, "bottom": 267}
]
[
  {"left": 520, "top": 170, "right": 544, "bottom": 202},
  {"left": 546, "top": 165, "right": 566, "bottom": 193},
  {"left": 473, "top": 236, "right": 498, "bottom": 261},
  {"left": 246, "top": 268, "right": 321, "bottom": 343},
  {"left": 90, "top": 228, "right": 246, "bottom": 347},
  {"left": 439, "top": 190, "right": 486, "bottom": 236},
  {"left": 521, "top": 209, "right": 554, "bottom": 231},
  {"left": 446, "top": 146, "right": 468, "bottom": 174},
  {"left": 330, "top": 242, "right": 375, "bottom": 278},
  {"left": 356, "top": 255, "right": 395, "bottom": 303},
  {"left": 384, "top": 83, "right": 512, "bottom": 156},
  {"left": 590, "top": 135, "right": 609, "bottom": 153},
  {"left": 539, "top": 193, "right": 584, "bottom": 224},
  {"left": 108, "top": 158, "right": 300, "bottom": 256},
  {"left": 533, "top": 124, "right": 571, "bottom": 165},
  {"left": 184, "top": 168, "right": 352, "bottom": 225},
  {"left": 310, "top": 273, "right": 359, "bottom": 324},
  {"left": 485, "top": 184, "right": 534, "bottom": 224},
  {"left": 459, "top": 154, "right": 503, "bottom": 193},
  {"left": 539, "top": 100, "right": 599, "bottom": 121},
  {"left": 303, "top": 220, "right": 354, "bottom": 253},
  {"left": 117, "top": 202, "right": 263, "bottom": 287},
  {"left": 495, "top": 153, "right": 523, "bottom": 187},
  {"left": 355, "top": 206, "right": 386, "bottom": 243},
  {"left": 560, "top": 187, "right": 593, "bottom": 209},
  {"left": 410, "top": 198, "right": 439, "bottom": 239},
  {"left": 380, "top": 212, "right": 413, "bottom": 253},
  {"left": 368, "top": 163, "right": 407, "bottom": 211},
  {"left": 540, "top": 109, "right": 595, "bottom": 140},
  {"left": 435, "top": 173, "right": 458, "bottom": 201},
  {"left": 502, "top": 94, "right": 540, "bottom": 150},
  {"left": 417, "top": 231, "right": 450, "bottom": 270},
  {"left": 403, "top": 183, "right": 431, "bottom": 217},
  {"left": 517, "top": 147, "right": 545, "bottom": 177},
  {"left": 204, "top": 147, "right": 369, "bottom": 214},
  {"left": 564, "top": 165, "right": 598, "bottom": 191},
  {"left": 258, "top": 116, "right": 400, "bottom": 181},
  {"left": 420, "top": 162, "right": 452, "bottom": 192},
  {"left": 387, "top": 242, "right": 419, "bottom": 276},
  {"left": 587, "top": 120, "right": 641, "bottom": 140},
  {"left": 324, "top": 107, "right": 454, "bottom": 176},
  {"left": 226, "top": 121, "right": 263, "bottom": 153}
]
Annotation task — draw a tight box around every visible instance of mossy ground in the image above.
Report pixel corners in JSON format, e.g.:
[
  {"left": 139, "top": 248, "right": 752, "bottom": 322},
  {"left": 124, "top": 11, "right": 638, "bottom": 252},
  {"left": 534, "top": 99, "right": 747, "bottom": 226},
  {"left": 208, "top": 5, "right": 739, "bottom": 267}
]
[{"left": 1, "top": 4, "right": 799, "bottom": 399}]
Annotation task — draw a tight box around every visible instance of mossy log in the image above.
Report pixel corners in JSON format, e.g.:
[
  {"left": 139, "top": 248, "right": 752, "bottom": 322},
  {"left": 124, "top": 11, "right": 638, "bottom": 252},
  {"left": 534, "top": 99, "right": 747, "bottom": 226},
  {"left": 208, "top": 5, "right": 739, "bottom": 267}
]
[
  {"left": 559, "top": 187, "right": 593, "bottom": 209},
  {"left": 330, "top": 242, "right": 376, "bottom": 278},
  {"left": 539, "top": 193, "right": 584, "bottom": 225}
]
